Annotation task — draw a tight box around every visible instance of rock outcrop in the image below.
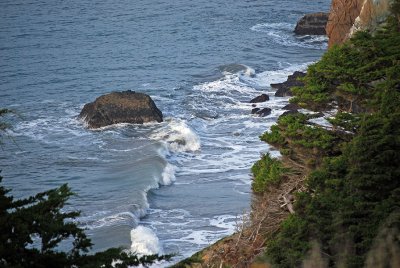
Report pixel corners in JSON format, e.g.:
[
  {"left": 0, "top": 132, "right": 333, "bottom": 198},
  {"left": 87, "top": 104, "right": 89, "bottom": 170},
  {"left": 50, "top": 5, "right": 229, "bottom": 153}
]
[
  {"left": 252, "top": 107, "right": 272, "bottom": 117},
  {"left": 272, "top": 71, "right": 306, "bottom": 97},
  {"left": 294, "top": 12, "right": 329, "bottom": 35},
  {"left": 80, "top": 90, "right": 163, "bottom": 128},
  {"left": 326, "top": 0, "right": 392, "bottom": 47},
  {"left": 250, "top": 94, "right": 269, "bottom": 103},
  {"left": 350, "top": 0, "right": 392, "bottom": 35}
]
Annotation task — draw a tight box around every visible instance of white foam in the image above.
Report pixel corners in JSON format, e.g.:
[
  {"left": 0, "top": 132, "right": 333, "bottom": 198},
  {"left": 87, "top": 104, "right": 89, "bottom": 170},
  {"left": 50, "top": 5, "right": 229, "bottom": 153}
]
[
  {"left": 308, "top": 117, "right": 333, "bottom": 128},
  {"left": 151, "top": 119, "right": 200, "bottom": 153},
  {"left": 243, "top": 62, "right": 311, "bottom": 89},
  {"left": 243, "top": 66, "right": 256, "bottom": 77},
  {"left": 160, "top": 163, "right": 177, "bottom": 186},
  {"left": 250, "top": 22, "right": 327, "bottom": 50},
  {"left": 82, "top": 211, "right": 139, "bottom": 230},
  {"left": 130, "top": 226, "right": 163, "bottom": 255},
  {"left": 209, "top": 215, "right": 238, "bottom": 234},
  {"left": 193, "top": 73, "right": 258, "bottom": 95}
]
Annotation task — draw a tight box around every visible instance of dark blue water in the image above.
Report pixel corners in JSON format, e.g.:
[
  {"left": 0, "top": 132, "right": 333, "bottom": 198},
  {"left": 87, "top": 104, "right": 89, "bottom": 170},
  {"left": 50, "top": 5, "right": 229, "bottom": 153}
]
[{"left": 0, "top": 0, "right": 330, "bottom": 264}]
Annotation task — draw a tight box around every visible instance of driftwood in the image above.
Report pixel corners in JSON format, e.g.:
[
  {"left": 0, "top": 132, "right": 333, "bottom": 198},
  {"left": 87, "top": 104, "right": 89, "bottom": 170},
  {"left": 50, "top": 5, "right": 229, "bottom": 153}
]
[
  {"left": 281, "top": 194, "right": 295, "bottom": 214},
  {"left": 202, "top": 157, "right": 309, "bottom": 267}
]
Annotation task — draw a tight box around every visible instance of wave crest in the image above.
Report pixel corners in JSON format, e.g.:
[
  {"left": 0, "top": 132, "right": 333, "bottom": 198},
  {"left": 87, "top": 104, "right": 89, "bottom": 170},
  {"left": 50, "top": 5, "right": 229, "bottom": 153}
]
[
  {"left": 151, "top": 119, "right": 201, "bottom": 153},
  {"left": 130, "top": 226, "right": 163, "bottom": 255}
]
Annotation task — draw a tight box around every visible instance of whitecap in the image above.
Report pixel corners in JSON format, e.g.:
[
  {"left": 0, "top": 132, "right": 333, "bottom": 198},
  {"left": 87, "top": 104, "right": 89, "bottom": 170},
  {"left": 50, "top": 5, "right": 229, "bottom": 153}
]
[
  {"left": 250, "top": 22, "right": 327, "bottom": 50},
  {"left": 160, "top": 162, "right": 177, "bottom": 186},
  {"left": 150, "top": 118, "right": 200, "bottom": 153},
  {"left": 130, "top": 226, "right": 163, "bottom": 255}
]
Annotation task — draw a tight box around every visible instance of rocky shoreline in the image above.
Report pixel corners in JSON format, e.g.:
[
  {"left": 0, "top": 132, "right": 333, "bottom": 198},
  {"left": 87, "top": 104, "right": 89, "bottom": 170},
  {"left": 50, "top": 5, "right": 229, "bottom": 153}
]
[
  {"left": 171, "top": 69, "right": 307, "bottom": 268},
  {"left": 171, "top": 0, "right": 398, "bottom": 266}
]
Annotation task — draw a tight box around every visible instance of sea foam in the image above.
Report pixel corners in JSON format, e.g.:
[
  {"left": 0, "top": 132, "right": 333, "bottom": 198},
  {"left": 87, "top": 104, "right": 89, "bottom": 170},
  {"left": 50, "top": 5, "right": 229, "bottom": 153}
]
[
  {"left": 130, "top": 226, "right": 163, "bottom": 255},
  {"left": 150, "top": 119, "right": 201, "bottom": 153},
  {"left": 160, "top": 162, "right": 177, "bottom": 186},
  {"left": 250, "top": 22, "right": 328, "bottom": 50}
]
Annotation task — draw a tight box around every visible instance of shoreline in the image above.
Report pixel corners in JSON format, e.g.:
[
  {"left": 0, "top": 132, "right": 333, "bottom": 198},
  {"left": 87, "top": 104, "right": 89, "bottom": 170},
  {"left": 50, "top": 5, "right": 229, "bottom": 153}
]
[{"left": 170, "top": 67, "right": 311, "bottom": 267}]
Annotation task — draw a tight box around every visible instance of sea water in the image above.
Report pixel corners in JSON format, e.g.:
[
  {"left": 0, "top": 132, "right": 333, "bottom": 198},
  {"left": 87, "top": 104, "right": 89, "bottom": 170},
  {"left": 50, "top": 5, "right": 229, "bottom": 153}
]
[{"left": 0, "top": 0, "right": 330, "bottom": 264}]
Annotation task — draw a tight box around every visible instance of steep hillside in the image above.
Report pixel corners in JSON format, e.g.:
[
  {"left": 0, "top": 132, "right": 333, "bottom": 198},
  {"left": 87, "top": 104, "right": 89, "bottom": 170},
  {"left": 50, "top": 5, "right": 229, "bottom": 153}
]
[
  {"left": 260, "top": 16, "right": 400, "bottom": 267},
  {"left": 173, "top": 2, "right": 400, "bottom": 268}
]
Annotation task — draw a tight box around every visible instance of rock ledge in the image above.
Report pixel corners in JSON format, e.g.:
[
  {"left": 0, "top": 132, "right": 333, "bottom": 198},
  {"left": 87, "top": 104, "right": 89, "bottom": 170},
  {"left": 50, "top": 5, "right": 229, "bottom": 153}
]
[{"left": 294, "top": 12, "right": 329, "bottom": 35}]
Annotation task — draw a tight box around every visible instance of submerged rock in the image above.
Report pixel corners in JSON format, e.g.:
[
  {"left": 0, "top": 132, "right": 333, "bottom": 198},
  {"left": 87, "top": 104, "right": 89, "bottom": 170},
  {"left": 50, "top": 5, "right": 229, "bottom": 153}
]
[
  {"left": 250, "top": 94, "right": 269, "bottom": 103},
  {"left": 294, "top": 12, "right": 329, "bottom": 35},
  {"left": 272, "top": 71, "right": 306, "bottom": 97},
  {"left": 80, "top": 90, "right": 163, "bottom": 128}
]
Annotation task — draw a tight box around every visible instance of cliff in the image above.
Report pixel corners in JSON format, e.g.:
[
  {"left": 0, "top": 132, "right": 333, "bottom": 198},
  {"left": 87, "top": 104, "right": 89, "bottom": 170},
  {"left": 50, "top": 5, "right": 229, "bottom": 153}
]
[
  {"left": 326, "top": 0, "right": 392, "bottom": 47},
  {"left": 173, "top": 2, "right": 400, "bottom": 267}
]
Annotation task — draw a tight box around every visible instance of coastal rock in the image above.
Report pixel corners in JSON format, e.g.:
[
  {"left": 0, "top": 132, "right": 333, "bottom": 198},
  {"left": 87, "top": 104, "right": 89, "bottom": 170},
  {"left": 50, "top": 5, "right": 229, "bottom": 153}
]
[
  {"left": 283, "top": 103, "right": 300, "bottom": 112},
  {"left": 294, "top": 12, "right": 329, "bottom": 35},
  {"left": 272, "top": 71, "right": 306, "bottom": 97},
  {"left": 257, "top": 108, "right": 272, "bottom": 117},
  {"left": 79, "top": 90, "right": 163, "bottom": 128},
  {"left": 258, "top": 108, "right": 272, "bottom": 117},
  {"left": 250, "top": 94, "right": 269, "bottom": 103},
  {"left": 251, "top": 107, "right": 271, "bottom": 117},
  {"left": 326, "top": 0, "right": 391, "bottom": 47},
  {"left": 349, "top": 0, "right": 391, "bottom": 36}
]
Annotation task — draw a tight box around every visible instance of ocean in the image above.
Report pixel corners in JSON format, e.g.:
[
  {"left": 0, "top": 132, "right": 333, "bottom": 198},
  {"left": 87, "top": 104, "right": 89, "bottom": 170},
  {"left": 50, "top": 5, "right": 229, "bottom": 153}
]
[{"left": 0, "top": 0, "right": 330, "bottom": 264}]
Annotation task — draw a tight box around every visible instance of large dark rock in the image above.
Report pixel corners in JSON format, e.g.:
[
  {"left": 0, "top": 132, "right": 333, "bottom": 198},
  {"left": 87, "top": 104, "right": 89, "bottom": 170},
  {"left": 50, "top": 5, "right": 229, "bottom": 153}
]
[
  {"left": 294, "top": 12, "right": 329, "bottom": 35},
  {"left": 80, "top": 90, "right": 163, "bottom": 128},
  {"left": 272, "top": 71, "right": 306, "bottom": 97},
  {"left": 250, "top": 94, "right": 269, "bottom": 103},
  {"left": 252, "top": 107, "right": 271, "bottom": 117},
  {"left": 257, "top": 108, "right": 272, "bottom": 117}
]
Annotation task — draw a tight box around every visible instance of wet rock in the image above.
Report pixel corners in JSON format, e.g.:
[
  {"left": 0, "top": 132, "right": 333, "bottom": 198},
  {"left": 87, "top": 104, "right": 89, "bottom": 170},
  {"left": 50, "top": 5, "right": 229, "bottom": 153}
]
[
  {"left": 272, "top": 71, "right": 306, "bottom": 97},
  {"left": 283, "top": 103, "right": 300, "bottom": 112},
  {"left": 257, "top": 108, "right": 272, "bottom": 117},
  {"left": 251, "top": 107, "right": 271, "bottom": 117},
  {"left": 250, "top": 94, "right": 269, "bottom": 103},
  {"left": 80, "top": 90, "right": 163, "bottom": 128},
  {"left": 294, "top": 12, "right": 329, "bottom": 35}
]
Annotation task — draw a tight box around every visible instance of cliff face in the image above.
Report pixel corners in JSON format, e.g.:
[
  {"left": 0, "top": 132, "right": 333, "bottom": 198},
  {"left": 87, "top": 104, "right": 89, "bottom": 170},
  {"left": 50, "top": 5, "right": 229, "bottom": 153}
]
[{"left": 326, "top": 0, "right": 392, "bottom": 47}]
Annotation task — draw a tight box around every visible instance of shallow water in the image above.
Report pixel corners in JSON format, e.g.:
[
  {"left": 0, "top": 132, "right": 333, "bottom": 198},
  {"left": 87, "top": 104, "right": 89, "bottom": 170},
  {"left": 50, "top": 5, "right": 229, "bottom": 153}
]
[{"left": 0, "top": 0, "right": 330, "bottom": 263}]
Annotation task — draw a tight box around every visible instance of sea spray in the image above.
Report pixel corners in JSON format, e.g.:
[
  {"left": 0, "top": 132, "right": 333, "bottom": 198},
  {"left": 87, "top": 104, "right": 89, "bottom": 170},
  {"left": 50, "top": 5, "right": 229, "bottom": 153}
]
[
  {"left": 160, "top": 163, "right": 177, "bottom": 186},
  {"left": 150, "top": 119, "right": 201, "bottom": 153},
  {"left": 130, "top": 226, "right": 163, "bottom": 255}
]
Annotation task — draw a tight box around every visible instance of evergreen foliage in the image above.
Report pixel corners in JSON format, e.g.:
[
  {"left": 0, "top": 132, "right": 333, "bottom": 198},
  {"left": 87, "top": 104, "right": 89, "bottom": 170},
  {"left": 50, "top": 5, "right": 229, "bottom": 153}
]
[
  {"left": 290, "top": 17, "right": 400, "bottom": 112},
  {"left": 252, "top": 154, "right": 287, "bottom": 193},
  {"left": 258, "top": 14, "right": 400, "bottom": 268},
  {"left": 0, "top": 175, "right": 172, "bottom": 267},
  {"left": 0, "top": 112, "right": 172, "bottom": 267}
]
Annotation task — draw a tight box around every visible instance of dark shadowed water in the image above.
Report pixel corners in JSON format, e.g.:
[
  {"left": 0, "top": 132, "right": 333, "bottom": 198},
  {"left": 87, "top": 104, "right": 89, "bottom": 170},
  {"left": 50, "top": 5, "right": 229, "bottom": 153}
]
[{"left": 0, "top": 0, "right": 330, "bottom": 264}]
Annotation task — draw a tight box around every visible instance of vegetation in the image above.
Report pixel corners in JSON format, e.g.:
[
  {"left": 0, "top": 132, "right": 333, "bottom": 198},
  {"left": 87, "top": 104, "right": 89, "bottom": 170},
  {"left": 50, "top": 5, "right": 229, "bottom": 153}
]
[
  {"left": 254, "top": 12, "right": 400, "bottom": 268},
  {"left": 0, "top": 113, "right": 172, "bottom": 267},
  {"left": 290, "top": 17, "right": 400, "bottom": 112},
  {"left": 251, "top": 154, "right": 287, "bottom": 193}
]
